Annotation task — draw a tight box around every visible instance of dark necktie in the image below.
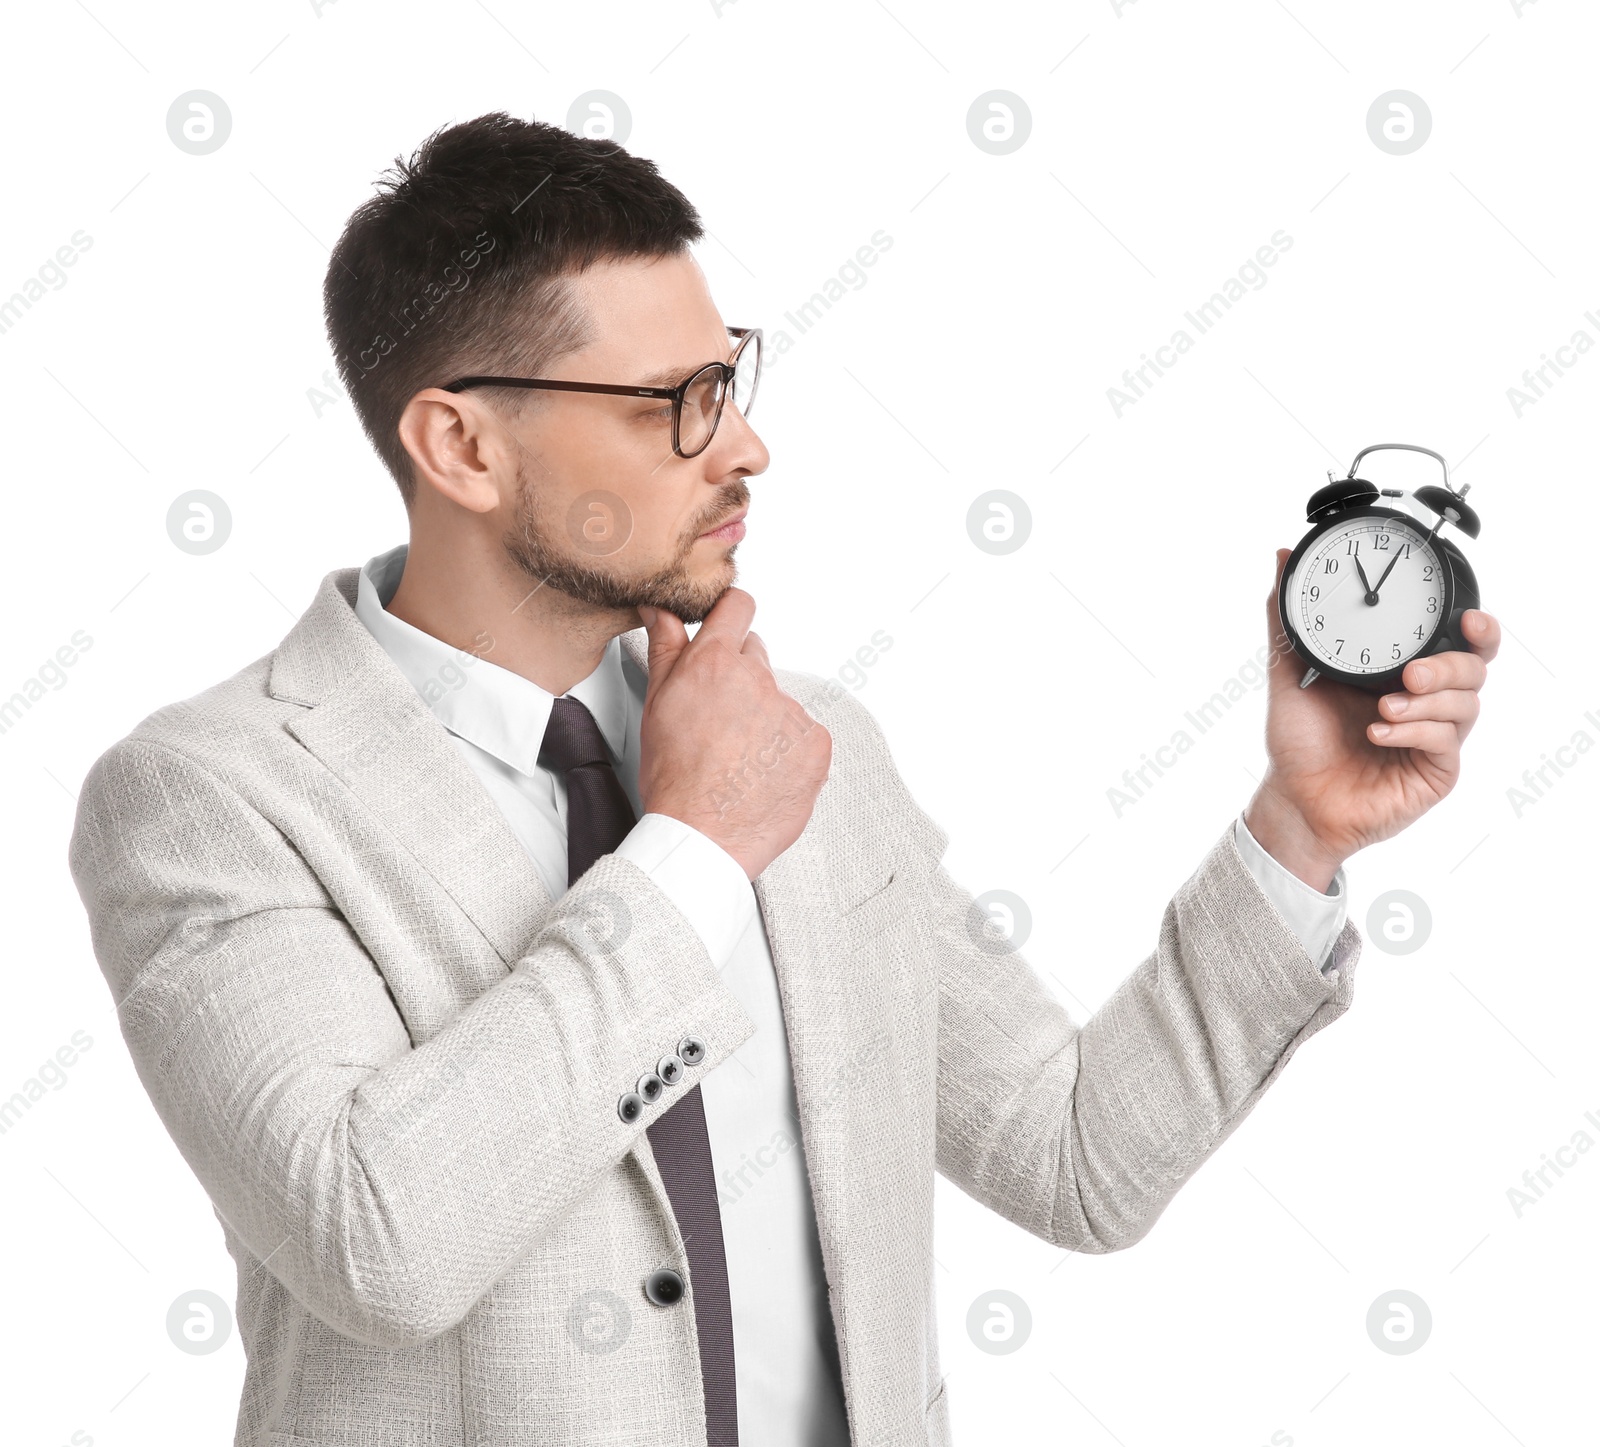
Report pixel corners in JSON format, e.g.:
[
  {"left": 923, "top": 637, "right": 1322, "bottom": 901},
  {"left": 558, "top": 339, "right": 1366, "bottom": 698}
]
[{"left": 539, "top": 694, "right": 740, "bottom": 1446}]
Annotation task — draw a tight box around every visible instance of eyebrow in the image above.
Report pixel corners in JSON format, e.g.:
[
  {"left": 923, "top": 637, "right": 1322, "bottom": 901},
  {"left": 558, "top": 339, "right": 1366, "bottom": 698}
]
[
  {"left": 634, "top": 363, "right": 697, "bottom": 390},
  {"left": 633, "top": 340, "right": 739, "bottom": 391}
]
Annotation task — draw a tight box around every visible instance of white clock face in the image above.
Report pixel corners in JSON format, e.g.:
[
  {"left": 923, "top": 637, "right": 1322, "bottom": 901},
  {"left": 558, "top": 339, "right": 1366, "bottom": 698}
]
[{"left": 1288, "top": 515, "right": 1446, "bottom": 675}]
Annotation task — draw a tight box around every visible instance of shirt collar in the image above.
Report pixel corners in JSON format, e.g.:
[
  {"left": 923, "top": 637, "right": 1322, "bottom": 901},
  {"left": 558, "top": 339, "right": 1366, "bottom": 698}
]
[{"left": 353, "top": 542, "right": 631, "bottom": 777}]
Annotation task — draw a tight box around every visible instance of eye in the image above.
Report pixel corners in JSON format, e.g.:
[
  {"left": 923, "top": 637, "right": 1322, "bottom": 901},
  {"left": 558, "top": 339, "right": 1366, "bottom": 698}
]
[{"left": 637, "top": 404, "right": 674, "bottom": 422}]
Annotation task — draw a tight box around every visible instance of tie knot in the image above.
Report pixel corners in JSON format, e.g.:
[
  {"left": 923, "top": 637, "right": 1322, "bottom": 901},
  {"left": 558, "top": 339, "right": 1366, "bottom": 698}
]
[{"left": 539, "top": 695, "right": 612, "bottom": 774}]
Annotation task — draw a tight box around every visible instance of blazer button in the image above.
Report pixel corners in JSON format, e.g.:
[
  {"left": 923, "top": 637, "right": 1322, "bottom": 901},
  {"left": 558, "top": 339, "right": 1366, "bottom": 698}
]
[
  {"left": 657, "top": 1053, "right": 685, "bottom": 1086},
  {"left": 618, "top": 1091, "right": 645, "bottom": 1124},
  {"left": 677, "top": 1035, "right": 706, "bottom": 1067},
  {"left": 643, "top": 1268, "right": 685, "bottom": 1307},
  {"left": 637, "top": 1071, "right": 664, "bottom": 1103}
]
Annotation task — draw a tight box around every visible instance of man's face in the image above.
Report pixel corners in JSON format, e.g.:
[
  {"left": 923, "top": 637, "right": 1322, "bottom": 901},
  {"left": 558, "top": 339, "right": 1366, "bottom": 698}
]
[{"left": 499, "top": 251, "right": 768, "bottom": 625}]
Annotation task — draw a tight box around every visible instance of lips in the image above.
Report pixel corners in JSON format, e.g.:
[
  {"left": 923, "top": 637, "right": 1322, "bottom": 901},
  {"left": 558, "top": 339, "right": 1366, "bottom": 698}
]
[{"left": 700, "top": 507, "right": 748, "bottom": 537}]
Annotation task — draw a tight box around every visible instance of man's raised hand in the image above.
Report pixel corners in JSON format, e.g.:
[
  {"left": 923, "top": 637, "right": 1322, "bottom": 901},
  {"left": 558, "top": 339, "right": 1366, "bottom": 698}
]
[{"left": 635, "top": 589, "right": 832, "bottom": 881}]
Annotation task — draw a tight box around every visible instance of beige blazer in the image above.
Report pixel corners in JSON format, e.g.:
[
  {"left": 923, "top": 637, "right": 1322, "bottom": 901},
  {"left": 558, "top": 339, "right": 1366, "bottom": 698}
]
[{"left": 67, "top": 565, "right": 1361, "bottom": 1446}]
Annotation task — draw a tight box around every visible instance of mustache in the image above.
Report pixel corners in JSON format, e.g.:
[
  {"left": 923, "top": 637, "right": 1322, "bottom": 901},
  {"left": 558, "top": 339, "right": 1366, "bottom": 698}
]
[{"left": 691, "top": 484, "right": 750, "bottom": 536}]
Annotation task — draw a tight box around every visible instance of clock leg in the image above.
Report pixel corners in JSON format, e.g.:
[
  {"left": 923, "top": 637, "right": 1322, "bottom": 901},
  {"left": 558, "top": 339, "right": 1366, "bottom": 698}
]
[{"left": 1299, "top": 666, "right": 1321, "bottom": 689}]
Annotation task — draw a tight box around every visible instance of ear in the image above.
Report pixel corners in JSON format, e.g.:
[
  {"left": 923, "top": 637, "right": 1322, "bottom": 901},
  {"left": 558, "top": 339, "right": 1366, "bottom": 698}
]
[{"left": 398, "top": 388, "right": 514, "bottom": 515}]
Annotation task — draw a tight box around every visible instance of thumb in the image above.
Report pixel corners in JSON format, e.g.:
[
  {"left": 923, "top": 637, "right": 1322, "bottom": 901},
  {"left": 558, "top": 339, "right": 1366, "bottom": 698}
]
[
  {"left": 638, "top": 604, "right": 689, "bottom": 696},
  {"left": 1265, "top": 548, "right": 1299, "bottom": 697}
]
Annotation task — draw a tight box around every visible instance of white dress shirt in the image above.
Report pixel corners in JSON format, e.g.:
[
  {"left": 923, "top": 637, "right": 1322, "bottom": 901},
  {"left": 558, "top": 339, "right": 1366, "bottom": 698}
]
[{"left": 352, "top": 542, "right": 1347, "bottom": 1442}]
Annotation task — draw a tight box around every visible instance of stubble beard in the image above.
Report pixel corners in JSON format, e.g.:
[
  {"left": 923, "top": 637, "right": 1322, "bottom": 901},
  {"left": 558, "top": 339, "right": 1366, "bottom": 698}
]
[{"left": 502, "top": 457, "right": 745, "bottom": 626}]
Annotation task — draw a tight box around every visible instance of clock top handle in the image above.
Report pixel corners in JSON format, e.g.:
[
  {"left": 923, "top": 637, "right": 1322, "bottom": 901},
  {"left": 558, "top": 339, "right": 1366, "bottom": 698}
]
[
  {"left": 1345, "top": 441, "right": 1481, "bottom": 539},
  {"left": 1346, "top": 442, "right": 1452, "bottom": 492}
]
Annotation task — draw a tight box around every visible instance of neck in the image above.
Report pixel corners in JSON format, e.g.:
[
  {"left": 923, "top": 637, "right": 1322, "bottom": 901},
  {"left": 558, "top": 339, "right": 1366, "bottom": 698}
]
[{"left": 385, "top": 530, "right": 635, "bottom": 697}]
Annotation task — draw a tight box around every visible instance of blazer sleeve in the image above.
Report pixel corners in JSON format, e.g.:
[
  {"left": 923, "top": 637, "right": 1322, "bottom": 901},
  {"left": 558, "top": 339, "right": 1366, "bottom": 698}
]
[
  {"left": 67, "top": 736, "right": 756, "bottom": 1349},
  {"left": 928, "top": 831, "right": 1360, "bottom": 1252},
  {"left": 827, "top": 686, "right": 1361, "bottom": 1255}
]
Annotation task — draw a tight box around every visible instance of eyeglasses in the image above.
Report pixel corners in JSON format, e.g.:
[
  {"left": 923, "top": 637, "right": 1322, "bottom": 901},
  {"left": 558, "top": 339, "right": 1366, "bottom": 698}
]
[{"left": 441, "top": 326, "right": 762, "bottom": 459}]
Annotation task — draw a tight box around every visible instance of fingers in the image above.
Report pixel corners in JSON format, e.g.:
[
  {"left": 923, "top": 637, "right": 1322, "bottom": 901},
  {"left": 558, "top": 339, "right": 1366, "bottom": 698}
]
[
  {"left": 695, "top": 587, "right": 757, "bottom": 653},
  {"left": 1371, "top": 663, "right": 1479, "bottom": 760},
  {"left": 1383, "top": 644, "right": 1490, "bottom": 747},
  {"left": 1378, "top": 685, "right": 1481, "bottom": 740},
  {"left": 637, "top": 604, "right": 690, "bottom": 694},
  {"left": 639, "top": 588, "right": 760, "bottom": 695},
  {"left": 1366, "top": 716, "right": 1462, "bottom": 770},
  {"left": 741, "top": 628, "right": 772, "bottom": 672},
  {"left": 1461, "top": 608, "right": 1501, "bottom": 664},
  {"left": 1402, "top": 649, "right": 1486, "bottom": 696}
]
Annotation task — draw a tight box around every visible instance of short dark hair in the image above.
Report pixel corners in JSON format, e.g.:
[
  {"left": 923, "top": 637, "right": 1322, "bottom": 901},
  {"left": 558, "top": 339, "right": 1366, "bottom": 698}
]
[{"left": 323, "top": 111, "right": 703, "bottom": 506}]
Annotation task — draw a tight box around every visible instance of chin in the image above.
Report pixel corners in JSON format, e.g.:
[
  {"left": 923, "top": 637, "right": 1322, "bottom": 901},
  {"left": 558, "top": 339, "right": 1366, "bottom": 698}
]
[
  {"left": 680, "top": 582, "right": 735, "bottom": 627},
  {"left": 630, "top": 556, "right": 735, "bottom": 628}
]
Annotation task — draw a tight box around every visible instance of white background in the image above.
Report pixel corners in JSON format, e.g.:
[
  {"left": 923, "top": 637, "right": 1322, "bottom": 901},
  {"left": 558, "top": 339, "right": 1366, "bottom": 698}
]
[{"left": 3, "top": 1, "right": 1597, "bottom": 1443}]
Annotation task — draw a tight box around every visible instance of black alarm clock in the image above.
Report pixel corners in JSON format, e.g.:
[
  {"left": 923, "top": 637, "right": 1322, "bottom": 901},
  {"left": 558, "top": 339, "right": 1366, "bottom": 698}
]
[{"left": 1278, "top": 443, "right": 1482, "bottom": 694}]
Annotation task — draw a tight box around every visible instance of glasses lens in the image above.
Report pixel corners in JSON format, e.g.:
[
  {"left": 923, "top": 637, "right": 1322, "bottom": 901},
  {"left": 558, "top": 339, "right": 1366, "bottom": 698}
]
[
  {"left": 677, "top": 364, "right": 725, "bottom": 457},
  {"left": 732, "top": 332, "right": 761, "bottom": 419}
]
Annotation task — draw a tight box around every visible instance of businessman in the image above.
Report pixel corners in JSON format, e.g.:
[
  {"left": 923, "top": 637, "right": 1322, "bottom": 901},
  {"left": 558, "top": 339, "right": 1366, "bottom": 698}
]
[{"left": 68, "top": 113, "right": 1499, "bottom": 1447}]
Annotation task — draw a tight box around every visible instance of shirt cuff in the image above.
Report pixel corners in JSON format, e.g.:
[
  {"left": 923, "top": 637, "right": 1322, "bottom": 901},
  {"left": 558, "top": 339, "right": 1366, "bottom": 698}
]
[
  {"left": 1233, "top": 811, "right": 1349, "bottom": 977},
  {"left": 613, "top": 812, "right": 757, "bottom": 972}
]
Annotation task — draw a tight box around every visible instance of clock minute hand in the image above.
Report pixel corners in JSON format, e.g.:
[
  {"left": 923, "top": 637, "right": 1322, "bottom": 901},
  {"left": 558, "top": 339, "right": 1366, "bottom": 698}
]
[{"left": 1369, "top": 548, "right": 1403, "bottom": 598}]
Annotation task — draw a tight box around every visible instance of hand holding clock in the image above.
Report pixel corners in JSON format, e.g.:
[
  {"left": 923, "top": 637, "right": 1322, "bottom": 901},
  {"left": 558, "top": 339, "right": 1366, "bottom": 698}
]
[{"left": 1244, "top": 547, "right": 1501, "bottom": 893}]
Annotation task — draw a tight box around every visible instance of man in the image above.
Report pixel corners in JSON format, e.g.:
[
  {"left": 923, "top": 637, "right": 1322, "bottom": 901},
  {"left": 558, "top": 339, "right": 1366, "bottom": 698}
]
[{"left": 68, "top": 112, "right": 1499, "bottom": 1447}]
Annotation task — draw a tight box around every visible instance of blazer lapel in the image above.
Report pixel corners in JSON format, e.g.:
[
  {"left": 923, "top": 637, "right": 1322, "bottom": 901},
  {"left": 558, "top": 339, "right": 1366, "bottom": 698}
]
[{"left": 269, "top": 567, "right": 553, "bottom": 986}]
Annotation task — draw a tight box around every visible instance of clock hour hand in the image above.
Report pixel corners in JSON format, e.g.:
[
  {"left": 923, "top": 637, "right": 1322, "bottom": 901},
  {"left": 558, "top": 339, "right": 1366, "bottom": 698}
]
[{"left": 1353, "top": 554, "right": 1379, "bottom": 606}]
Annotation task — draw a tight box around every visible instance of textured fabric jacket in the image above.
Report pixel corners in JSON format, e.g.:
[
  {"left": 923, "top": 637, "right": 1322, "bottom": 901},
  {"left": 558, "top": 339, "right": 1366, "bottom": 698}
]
[{"left": 67, "top": 565, "right": 1363, "bottom": 1446}]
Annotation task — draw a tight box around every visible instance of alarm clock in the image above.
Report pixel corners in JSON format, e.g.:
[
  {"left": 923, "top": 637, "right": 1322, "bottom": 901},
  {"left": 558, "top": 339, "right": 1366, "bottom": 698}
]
[{"left": 1278, "top": 443, "right": 1482, "bottom": 694}]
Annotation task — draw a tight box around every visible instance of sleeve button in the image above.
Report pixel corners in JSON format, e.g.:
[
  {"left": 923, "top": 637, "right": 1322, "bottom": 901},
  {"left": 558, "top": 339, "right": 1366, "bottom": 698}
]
[
  {"left": 637, "top": 1072, "right": 664, "bottom": 1103},
  {"left": 643, "top": 1268, "right": 685, "bottom": 1306},
  {"left": 618, "top": 1091, "right": 645, "bottom": 1124},
  {"left": 677, "top": 1035, "right": 706, "bottom": 1066},
  {"left": 657, "top": 1053, "right": 685, "bottom": 1085}
]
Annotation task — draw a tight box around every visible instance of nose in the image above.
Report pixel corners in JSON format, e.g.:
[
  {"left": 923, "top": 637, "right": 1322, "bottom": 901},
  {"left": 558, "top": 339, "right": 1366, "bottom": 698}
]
[{"left": 712, "top": 396, "right": 769, "bottom": 479}]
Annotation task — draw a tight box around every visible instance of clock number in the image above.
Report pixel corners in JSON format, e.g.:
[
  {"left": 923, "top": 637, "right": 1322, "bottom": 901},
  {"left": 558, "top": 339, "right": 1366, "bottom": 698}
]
[
  {"left": 1309, "top": 584, "right": 1320, "bottom": 602},
  {"left": 1313, "top": 614, "right": 1324, "bottom": 631},
  {"left": 1375, "top": 533, "right": 1390, "bottom": 551},
  {"left": 1346, "top": 539, "right": 1360, "bottom": 555},
  {"left": 1391, "top": 643, "right": 1402, "bottom": 660},
  {"left": 1334, "top": 638, "right": 1345, "bottom": 655},
  {"left": 1413, "top": 625, "right": 1425, "bottom": 640},
  {"left": 1422, "top": 564, "right": 1434, "bottom": 580},
  {"left": 1399, "top": 542, "right": 1411, "bottom": 560},
  {"left": 1426, "top": 596, "right": 1437, "bottom": 614},
  {"left": 1359, "top": 647, "right": 1371, "bottom": 665},
  {"left": 1324, "top": 558, "right": 1339, "bottom": 574}
]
